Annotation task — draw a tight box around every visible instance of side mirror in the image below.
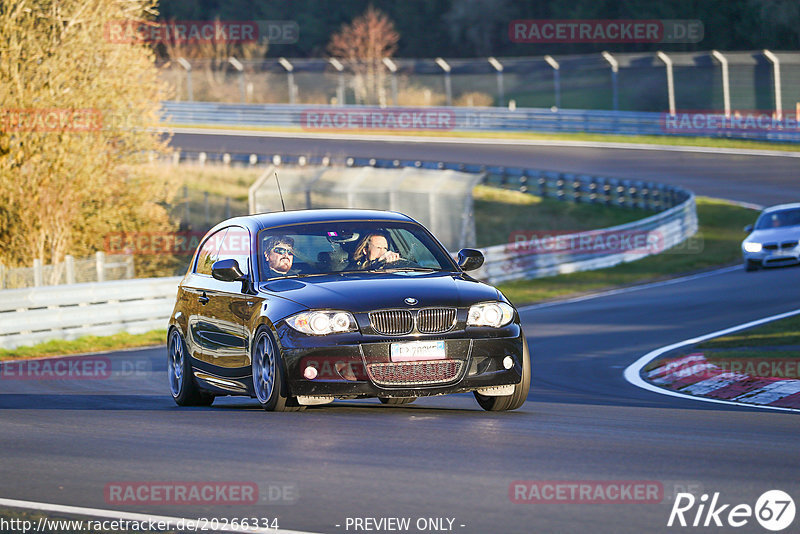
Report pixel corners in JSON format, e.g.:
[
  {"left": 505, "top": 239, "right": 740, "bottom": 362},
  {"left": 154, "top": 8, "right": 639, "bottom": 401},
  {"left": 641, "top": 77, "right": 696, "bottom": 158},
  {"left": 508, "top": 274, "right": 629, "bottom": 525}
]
[
  {"left": 212, "top": 258, "right": 247, "bottom": 282},
  {"left": 457, "top": 248, "right": 484, "bottom": 271},
  {"left": 744, "top": 224, "right": 753, "bottom": 233}
]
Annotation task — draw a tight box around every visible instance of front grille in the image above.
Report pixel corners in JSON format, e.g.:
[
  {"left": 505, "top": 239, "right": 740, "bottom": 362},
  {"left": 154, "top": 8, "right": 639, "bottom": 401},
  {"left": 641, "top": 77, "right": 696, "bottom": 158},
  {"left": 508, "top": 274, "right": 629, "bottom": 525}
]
[
  {"left": 369, "top": 310, "right": 413, "bottom": 335},
  {"left": 367, "top": 360, "right": 463, "bottom": 386},
  {"left": 781, "top": 240, "right": 798, "bottom": 249},
  {"left": 418, "top": 308, "right": 456, "bottom": 334},
  {"left": 764, "top": 243, "right": 779, "bottom": 250}
]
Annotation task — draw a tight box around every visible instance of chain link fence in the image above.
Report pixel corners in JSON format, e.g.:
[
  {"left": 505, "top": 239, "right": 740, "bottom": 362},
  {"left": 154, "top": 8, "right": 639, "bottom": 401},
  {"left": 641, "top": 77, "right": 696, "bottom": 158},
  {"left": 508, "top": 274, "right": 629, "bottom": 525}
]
[{"left": 159, "top": 51, "right": 800, "bottom": 114}]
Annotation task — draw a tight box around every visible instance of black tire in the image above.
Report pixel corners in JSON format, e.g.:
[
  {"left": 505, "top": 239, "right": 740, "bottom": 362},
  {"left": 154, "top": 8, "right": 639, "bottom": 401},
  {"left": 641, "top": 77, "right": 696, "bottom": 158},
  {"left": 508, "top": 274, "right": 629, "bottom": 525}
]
[
  {"left": 744, "top": 259, "right": 759, "bottom": 272},
  {"left": 167, "top": 329, "right": 214, "bottom": 407},
  {"left": 251, "top": 327, "right": 304, "bottom": 412},
  {"left": 474, "top": 335, "right": 531, "bottom": 412},
  {"left": 379, "top": 397, "right": 416, "bottom": 405}
]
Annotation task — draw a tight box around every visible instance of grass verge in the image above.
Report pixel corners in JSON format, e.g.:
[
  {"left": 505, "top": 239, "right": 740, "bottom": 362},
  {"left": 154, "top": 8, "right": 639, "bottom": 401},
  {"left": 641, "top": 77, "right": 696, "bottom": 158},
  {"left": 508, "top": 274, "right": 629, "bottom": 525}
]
[
  {"left": 698, "top": 313, "right": 800, "bottom": 349},
  {"left": 497, "top": 197, "right": 757, "bottom": 305},
  {"left": 0, "top": 330, "right": 166, "bottom": 361}
]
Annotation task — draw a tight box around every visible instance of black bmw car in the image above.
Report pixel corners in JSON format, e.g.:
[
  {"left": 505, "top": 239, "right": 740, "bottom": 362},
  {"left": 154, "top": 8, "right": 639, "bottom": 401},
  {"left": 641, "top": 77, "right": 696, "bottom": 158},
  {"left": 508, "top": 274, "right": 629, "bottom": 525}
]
[{"left": 167, "top": 209, "right": 530, "bottom": 411}]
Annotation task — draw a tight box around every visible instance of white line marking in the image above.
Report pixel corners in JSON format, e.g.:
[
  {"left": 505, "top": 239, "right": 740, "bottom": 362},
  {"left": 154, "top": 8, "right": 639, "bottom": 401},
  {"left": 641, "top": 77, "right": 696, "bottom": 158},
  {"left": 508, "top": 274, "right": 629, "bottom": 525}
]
[
  {"left": 623, "top": 308, "right": 800, "bottom": 413},
  {"left": 169, "top": 127, "right": 800, "bottom": 158},
  {"left": 0, "top": 498, "right": 318, "bottom": 534},
  {"left": 518, "top": 265, "right": 741, "bottom": 312}
]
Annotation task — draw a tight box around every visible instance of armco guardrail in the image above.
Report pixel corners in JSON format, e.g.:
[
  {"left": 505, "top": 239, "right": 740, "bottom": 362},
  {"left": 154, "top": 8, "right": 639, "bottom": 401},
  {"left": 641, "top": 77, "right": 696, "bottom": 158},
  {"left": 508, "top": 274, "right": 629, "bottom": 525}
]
[
  {"left": 474, "top": 193, "right": 697, "bottom": 284},
  {"left": 0, "top": 277, "right": 180, "bottom": 349},
  {"left": 162, "top": 101, "right": 800, "bottom": 143}
]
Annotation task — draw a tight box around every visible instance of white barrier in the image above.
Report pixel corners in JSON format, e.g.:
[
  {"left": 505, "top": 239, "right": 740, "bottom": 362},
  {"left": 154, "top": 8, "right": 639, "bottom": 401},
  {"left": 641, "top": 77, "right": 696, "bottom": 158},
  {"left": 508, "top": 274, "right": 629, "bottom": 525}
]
[
  {"left": 474, "top": 194, "right": 698, "bottom": 284},
  {"left": 0, "top": 277, "right": 181, "bottom": 349}
]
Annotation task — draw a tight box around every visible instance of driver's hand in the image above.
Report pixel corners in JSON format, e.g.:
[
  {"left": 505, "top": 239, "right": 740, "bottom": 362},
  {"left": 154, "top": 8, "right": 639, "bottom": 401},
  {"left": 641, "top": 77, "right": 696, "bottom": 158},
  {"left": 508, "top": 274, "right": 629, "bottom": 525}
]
[{"left": 380, "top": 251, "right": 401, "bottom": 263}]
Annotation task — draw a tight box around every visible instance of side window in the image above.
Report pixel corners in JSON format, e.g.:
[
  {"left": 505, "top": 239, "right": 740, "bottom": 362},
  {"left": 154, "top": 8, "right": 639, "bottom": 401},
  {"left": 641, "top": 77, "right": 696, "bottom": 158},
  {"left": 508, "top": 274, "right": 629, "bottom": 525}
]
[
  {"left": 216, "top": 226, "right": 251, "bottom": 276},
  {"left": 194, "top": 229, "right": 227, "bottom": 276}
]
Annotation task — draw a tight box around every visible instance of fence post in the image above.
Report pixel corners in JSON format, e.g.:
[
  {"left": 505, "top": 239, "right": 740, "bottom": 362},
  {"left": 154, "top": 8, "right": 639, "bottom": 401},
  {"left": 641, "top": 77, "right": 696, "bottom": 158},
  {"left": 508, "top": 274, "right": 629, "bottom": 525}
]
[
  {"left": 125, "top": 255, "right": 135, "bottom": 279},
  {"left": 33, "top": 258, "right": 43, "bottom": 287},
  {"left": 96, "top": 251, "right": 105, "bottom": 282},
  {"left": 65, "top": 254, "right": 75, "bottom": 284},
  {"left": 0, "top": 263, "right": 5, "bottom": 289}
]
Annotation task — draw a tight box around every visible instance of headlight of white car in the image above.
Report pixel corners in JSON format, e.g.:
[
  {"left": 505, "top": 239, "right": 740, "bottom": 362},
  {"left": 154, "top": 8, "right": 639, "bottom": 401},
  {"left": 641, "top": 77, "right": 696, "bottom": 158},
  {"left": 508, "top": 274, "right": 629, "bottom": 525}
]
[
  {"left": 467, "top": 302, "right": 515, "bottom": 328},
  {"left": 743, "top": 242, "right": 762, "bottom": 253},
  {"left": 286, "top": 310, "right": 358, "bottom": 335}
]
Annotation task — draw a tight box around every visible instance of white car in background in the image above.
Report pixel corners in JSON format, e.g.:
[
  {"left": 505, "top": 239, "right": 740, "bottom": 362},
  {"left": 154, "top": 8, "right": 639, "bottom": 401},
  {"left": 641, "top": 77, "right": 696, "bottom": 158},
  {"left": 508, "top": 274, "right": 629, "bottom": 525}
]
[{"left": 742, "top": 203, "right": 800, "bottom": 271}]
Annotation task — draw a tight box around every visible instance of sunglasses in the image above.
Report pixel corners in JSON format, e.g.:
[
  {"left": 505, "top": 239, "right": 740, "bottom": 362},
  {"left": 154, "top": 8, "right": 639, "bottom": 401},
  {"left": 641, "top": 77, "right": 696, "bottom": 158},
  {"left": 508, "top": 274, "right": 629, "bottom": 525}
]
[{"left": 271, "top": 246, "right": 293, "bottom": 256}]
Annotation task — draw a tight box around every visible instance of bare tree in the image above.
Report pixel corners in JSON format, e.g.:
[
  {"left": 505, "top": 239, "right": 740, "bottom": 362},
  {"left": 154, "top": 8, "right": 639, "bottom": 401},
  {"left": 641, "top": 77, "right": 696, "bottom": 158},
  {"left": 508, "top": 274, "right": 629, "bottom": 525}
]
[{"left": 327, "top": 6, "right": 399, "bottom": 105}]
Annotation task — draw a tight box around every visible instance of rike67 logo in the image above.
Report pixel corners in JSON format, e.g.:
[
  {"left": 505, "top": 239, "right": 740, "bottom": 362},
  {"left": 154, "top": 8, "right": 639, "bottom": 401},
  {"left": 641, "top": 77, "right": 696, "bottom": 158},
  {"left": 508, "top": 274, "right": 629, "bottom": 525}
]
[{"left": 668, "top": 490, "right": 795, "bottom": 531}]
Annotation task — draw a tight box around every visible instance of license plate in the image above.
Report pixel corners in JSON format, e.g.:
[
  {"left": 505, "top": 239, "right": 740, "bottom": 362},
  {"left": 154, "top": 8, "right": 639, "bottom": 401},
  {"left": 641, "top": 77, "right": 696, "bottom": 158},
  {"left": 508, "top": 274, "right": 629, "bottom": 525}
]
[{"left": 390, "top": 341, "right": 446, "bottom": 362}]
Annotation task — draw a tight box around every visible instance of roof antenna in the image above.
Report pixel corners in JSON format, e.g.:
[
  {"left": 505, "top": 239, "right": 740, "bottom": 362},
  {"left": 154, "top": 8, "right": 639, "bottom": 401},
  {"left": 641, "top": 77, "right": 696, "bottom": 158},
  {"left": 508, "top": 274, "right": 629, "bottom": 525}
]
[{"left": 274, "top": 170, "right": 286, "bottom": 211}]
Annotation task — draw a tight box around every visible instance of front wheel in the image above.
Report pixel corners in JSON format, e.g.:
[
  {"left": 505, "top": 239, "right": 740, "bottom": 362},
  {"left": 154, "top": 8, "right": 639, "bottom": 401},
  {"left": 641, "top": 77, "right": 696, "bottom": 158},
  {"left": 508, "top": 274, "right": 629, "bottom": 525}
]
[
  {"left": 744, "top": 259, "right": 760, "bottom": 272},
  {"left": 168, "top": 329, "right": 214, "bottom": 407},
  {"left": 474, "top": 335, "right": 530, "bottom": 412},
  {"left": 251, "top": 327, "right": 304, "bottom": 412}
]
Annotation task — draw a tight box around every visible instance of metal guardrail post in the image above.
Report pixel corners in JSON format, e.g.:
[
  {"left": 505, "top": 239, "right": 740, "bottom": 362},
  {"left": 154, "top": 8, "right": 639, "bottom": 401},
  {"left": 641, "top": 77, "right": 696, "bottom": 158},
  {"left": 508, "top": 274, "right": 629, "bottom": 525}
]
[
  {"left": 176, "top": 58, "right": 193, "bottom": 102},
  {"left": 763, "top": 50, "right": 783, "bottom": 119},
  {"left": 601, "top": 51, "right": 619, "bottom": 112},
  {"left": 711, "top": 50, "right": 731, "bottom": 117},
  {"left": 228, "top": 57, "right": 246, "bottom": 104},
  {"left": 657, "top": 51, "right": 676, "bottom": 116},
  {"left": 435, "top": 58, "right": 452, "bottom": 106},
  {"left": 383, "top": 58, "right": 398, "bottom": 106},
  {"left": 279, "top": 57, "right": 296, "bottom": 105},
  {"left": 488, "top": 57, "right": 505, "bottom": 107},
  {"left": 544, "top": 55, "right": 561, "bottom": 109}
]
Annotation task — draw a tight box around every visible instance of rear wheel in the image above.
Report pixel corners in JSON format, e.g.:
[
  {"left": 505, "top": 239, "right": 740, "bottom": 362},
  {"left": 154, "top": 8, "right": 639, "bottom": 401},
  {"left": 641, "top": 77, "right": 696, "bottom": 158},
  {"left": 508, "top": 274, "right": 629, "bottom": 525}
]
[
  {"left": 168, "top": 329, "right": 214, "bottom": 407},
  {"left": 379, "top": 397, "right": 416, "bottom": 405},
  {"left": 475, "top": 335, "right": 530, "bottom": 412},
  {"left": 251, "top": 327, "right": 304, "bottom": 412}
]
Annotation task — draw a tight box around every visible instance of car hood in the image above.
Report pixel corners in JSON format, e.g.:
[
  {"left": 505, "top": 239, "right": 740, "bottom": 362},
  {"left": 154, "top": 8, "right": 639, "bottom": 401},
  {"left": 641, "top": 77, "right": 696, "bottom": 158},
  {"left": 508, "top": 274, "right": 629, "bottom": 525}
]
[
  {"left": 258, "top": 271, "right": 501, "bottom": 312},
  {"left": 746, "top": 227, "right": 800, "bottom": 243}
]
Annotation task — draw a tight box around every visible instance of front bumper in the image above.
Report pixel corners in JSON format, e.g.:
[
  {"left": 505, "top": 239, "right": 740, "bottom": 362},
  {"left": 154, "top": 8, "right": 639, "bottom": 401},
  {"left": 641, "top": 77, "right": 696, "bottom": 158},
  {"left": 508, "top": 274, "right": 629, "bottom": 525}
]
[
  {"left": 277, "top": 323, "right": 525, "bottom": 399},
  {"left": 743, "top": 250, "right": 800, "bottom": 268}
]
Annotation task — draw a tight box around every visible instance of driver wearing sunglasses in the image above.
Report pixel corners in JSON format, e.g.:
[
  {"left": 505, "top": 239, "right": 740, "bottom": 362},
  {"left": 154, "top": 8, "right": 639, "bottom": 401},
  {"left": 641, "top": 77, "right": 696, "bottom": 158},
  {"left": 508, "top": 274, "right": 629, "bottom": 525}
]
[{"left": 264, "top": 235, "right": 296, "bottom": 278}]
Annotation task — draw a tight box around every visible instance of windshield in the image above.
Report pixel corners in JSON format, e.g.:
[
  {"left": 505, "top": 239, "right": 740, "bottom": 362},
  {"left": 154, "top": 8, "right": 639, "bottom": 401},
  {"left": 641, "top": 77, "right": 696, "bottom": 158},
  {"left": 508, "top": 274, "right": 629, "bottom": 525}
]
[
  {"left": 755, "top": 208, "right": 800, "bottom": 230},
  {"left": 258, "top": 221, "right": 457, "bottom": 281}
]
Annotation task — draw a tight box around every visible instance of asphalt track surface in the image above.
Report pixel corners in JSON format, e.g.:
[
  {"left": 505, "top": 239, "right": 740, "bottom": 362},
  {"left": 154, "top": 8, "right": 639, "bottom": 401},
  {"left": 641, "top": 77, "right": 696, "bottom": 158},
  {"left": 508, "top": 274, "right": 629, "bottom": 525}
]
[{"left": 1, "top": 134, "right": 799, "bottom": 534}]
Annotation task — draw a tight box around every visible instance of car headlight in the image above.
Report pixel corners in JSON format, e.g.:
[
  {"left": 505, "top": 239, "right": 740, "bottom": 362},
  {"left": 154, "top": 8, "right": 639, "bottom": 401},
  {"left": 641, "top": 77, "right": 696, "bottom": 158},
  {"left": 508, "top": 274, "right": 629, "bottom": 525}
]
[
  {"left": 743, "top": 242, "right": 762, "bottom": 253},
  {"left": 286, "top": 310, "right": 358, "bottom": 335},
  {"left": 467, "top": 302, "right": 515, "bottom": 328}
]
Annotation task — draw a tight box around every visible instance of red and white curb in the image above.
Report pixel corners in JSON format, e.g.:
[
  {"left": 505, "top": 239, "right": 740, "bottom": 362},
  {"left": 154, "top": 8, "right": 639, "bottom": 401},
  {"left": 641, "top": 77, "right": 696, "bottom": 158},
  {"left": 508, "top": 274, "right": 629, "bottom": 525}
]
[
  {"left": 624, "top": 308, "right": 800, "bottom": 413},
  {"left": 646, "top": 353, "right": 800, "bottom": 409}
]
